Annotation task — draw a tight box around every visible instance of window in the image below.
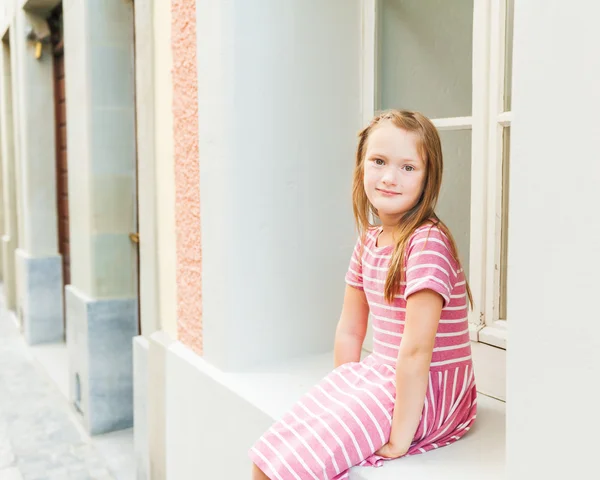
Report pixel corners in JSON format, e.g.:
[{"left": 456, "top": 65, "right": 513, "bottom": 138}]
[{"left": 360, "top": 0, "right": 514, "bottom": 401}]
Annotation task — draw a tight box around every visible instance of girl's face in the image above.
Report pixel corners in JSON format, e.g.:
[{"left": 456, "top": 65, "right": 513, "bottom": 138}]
[{"left": 363, "top": 123, "right": 426, "bottom": 225}]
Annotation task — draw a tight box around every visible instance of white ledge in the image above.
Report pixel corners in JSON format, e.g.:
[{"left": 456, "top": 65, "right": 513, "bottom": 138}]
[
  {"left": 171, "top": 345, "right": 505, "bottom": 479},
  {"left": 350, "top": 393, "right": 505, "bottom": 479}
]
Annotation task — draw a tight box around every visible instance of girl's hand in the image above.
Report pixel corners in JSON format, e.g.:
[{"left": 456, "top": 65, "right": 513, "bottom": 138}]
[{"left": 374, "top": 441, "right": 409, "bottom": 459}]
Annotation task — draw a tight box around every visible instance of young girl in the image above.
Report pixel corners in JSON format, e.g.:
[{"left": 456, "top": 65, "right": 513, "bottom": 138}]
[{"left": 249, "top": 110, "right": 477, "bottom": 480}]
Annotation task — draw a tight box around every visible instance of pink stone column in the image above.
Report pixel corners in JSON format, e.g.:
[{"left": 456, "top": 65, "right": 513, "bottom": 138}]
[{"left": 172, "top": 0, "right": 202, "bottom": 354}]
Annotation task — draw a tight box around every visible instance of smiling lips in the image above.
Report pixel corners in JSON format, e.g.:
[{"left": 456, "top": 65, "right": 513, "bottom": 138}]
[{"left": 377, "top": 188, "right": 401, "bottom": 196}]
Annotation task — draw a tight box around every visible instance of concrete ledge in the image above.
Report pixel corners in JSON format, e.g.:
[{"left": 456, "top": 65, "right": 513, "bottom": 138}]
[
  {"left": 350, "top": 394, "right": 505, "bottom": 479},
  {"left": 147, "top": 331, "right": 175, "bottom": 479},
  {"left": 164, "top": 342, "right": 275, "bottom": 479},
  {"left": 66, "top": 285, "right": 138, "bottom": 435},
  {"left": 163, "top": 342, "right": 505, "bottom": 479},
  {"left": 15, "top": 249, "right": 63, "bottom": 345}
]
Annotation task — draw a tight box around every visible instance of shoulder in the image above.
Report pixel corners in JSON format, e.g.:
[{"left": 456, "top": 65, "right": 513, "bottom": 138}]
[
  {"left": 350, "top": 226, "right": 379, "bottom": 260},
  {"left": 357, "top": 226, "right": 381, "bottom": 249},
  {"left": 365, "top": 226, "right": 381, "bottom": 242},
  {"left": 406, "top": 222, "right": 458, "bottom": 269},
  {"left": 408, "top": 222, "right": 451, "bottom": 249}
]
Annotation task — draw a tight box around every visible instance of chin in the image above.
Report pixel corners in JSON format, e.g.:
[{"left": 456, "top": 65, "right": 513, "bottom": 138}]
[
  {"left": 374, "top": 208, "right": 404, "bottom": 218},
  {"left": 374, "top": 203, "right": 411, "bottom": 217}
]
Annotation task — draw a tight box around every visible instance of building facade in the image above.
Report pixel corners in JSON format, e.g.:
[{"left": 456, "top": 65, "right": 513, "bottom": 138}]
[{"left": 1, "top": 0, "right": 598, "bottom": 479}]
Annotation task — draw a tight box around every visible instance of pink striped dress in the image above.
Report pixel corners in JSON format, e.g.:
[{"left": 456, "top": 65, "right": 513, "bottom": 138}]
[{"left": 249, "top": 224, "right": 477, "bottom": 480}]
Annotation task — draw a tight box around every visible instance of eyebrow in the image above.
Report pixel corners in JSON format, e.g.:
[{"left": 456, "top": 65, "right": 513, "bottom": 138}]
[{"left": 367, "top": 151, "right": 422, "bottom": 164}]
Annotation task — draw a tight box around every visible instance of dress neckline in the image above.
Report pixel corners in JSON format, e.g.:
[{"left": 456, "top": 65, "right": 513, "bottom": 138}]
[{"left": 373, "top": 226, "right": 394, "bottom": 252}]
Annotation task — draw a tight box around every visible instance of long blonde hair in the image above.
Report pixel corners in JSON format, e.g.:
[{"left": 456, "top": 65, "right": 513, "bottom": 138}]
[{"left": 352, "top": 109, "right": 473, "bottom": 307}]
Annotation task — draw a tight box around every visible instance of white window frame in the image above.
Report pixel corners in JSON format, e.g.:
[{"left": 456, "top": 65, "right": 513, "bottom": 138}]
[{"left": 360, "top": 0, "right": 512, "bottom": 401}]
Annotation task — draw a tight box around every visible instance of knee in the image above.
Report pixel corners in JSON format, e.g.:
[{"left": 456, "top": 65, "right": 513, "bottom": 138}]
[{"left": 252, "top": 462, "right": 270, "bottom": 480}]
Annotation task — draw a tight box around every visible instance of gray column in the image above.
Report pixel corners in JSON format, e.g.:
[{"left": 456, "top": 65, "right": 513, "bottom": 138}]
[
  {"left": 197, "top": 0, "right": 361, "bottom": 371},
  {"left": 64, "top": 0, "right": 138, "bottom": 435},
  {"left": 12, "top": 9, "right": 63, "bottom": 344}
]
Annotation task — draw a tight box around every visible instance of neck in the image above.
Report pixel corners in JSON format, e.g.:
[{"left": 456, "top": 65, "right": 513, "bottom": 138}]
[{"left": 378, "top": 214, "right": 402, "bottom": 234}]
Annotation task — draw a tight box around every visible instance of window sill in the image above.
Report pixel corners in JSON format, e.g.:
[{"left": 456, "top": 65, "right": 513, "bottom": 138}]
[{"left": 478, "top": 321, "right": 507, "bottom": 349}]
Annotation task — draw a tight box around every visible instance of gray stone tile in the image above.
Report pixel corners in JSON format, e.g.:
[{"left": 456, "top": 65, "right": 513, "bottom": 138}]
[
  {"left": 0, "top": 446, "right": 15, "bottom": 470},
  {"left": 0, "top": 417, "right": 15, "bottom": 470},
  {"left": 0, "top": 467, "right": 24, "bottom": 480},
  {"left": 15, "top": 252, "right": 64, "bottom": 345},
  {"left": 66, "top": 287, "right": 137, "bottom": 435},
  {"left": 0, "top": 292, "right": 124, "bottom": 480}
]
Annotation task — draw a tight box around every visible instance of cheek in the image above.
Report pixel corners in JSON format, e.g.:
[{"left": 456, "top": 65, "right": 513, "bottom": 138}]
[
  {"left": 363, "top": 168, "right": 377, "bottom": 189},
  {"left": 406, "top": 174, "right": 425, "bottom": 193}
]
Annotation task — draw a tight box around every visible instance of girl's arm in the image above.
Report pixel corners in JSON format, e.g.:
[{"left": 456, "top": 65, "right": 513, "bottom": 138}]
[
  {"left": 377, "top": 288, "right": 442, "bottom": 457},
  {"left": 333, "top": 285, "right": 370, "bottom": 368}
]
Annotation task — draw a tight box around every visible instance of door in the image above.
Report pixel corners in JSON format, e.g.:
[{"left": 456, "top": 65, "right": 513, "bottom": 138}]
[{"left": 50, "top": 4, "right": 70, "bottom": 319}]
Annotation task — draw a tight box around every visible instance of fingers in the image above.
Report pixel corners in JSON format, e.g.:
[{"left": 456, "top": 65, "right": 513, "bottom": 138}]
[{"left": 375, "top": 445, "right": 392, "bottom": 458}]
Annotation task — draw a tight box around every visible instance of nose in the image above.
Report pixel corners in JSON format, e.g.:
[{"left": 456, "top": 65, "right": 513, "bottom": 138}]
[{"left": 381, "top": 166, "right": 397, "bottom": 186}]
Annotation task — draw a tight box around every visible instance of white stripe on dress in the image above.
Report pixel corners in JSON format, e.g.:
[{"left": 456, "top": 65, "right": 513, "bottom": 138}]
[
  {"left": 373, "top": 325, "right": 402, "bottom": 337},
  {"left": 250, "top": 447, "right": 285, "bottom": 480},
  {"left": 331, "top": 370, "right": 392, "bottom": 422},
  {"left": 439, "top": 370, "right": 448, "bottom": 429},
  {"left": 280, "top": 417, "right": 328, "bottom": 478},
  {"left": 261, "top": 437, "right": 302, "bottom": 480},
  {"left": 323, "top": 378, "right": 386, "bottom": 444},
  {"left": 406, "top": 263, "right": 451, "bottom": 278},
  {"left": 433, "top": 341, "right": 471, "bottom": 352},
  {"left": 371, "top": 313, "right": 404, "bottom": 325},
  {"left": 430, "top": 355, "right": 472, "bottom": 367},
  {"left": 436, "top": 328, "right": 469, "bottom": 338},
  {"left": 406, "top": 274, "right": 450, "bottom": 294},
  {"left": 297, "top": 400, "right": 352, "bottom": 467},
  {"left": 306, "top": 392, "right": 365, "bottom": 459},
  {"left": 315, "top": 385, "right": 375, "bottom": 454},
  {"left": 270, "top": 428, "right": 320, "bottom": 480},
  {"left": 408, "top": 250, "right": 456, "bottom": 275},
  {"left": 339, "top": 366, "right": 395, "bottom": 404},
  {"left": 288, "top": 410, "right": 339, "bottom": 473}
]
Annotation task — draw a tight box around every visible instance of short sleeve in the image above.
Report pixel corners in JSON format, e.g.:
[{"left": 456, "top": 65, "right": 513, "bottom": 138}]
[
  {"left": 344, "top": 236, "right": 364, "bottom": 290},
  {"left": 403, "top": 226, "right": 456, "bottom": 307}
]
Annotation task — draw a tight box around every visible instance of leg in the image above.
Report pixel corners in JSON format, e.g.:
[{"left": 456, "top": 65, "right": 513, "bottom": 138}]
[{"left": 252, "top": 462, "right": 270, "bottom": 480}]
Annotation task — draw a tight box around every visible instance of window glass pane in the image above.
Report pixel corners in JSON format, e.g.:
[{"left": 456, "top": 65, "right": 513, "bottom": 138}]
[
  {"left": 377, "top": 0, "right": 474, "bottom": 118},
  {"left": 499, "top": 127, "right": 510, "bottom": 319},
  {"left": 437, "top": 130, "right": 472, "bottom": 279},
  {"left": 504, "top": 0, "right": 514, "bottom": 111}
]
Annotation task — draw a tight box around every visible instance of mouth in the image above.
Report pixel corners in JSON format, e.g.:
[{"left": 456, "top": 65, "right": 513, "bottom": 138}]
[{"left": 376, "top": 188, "right": 401, "bottom": 196}]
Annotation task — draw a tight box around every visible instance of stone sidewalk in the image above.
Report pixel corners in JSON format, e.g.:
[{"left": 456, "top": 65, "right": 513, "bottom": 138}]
[{"left": 0, "top": 299, "right": 124, "bottom": 479}]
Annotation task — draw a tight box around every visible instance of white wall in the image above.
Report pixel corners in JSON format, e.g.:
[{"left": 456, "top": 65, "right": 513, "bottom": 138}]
[
  {"left": 507, "top": 0, "right": 600, "bottom": 476},
  {"left": 197, "top": 0, "right": 362, "bottom": 371},
  {"left": 64, "top": 0, "right": 92, "bottom": 294},
  {"left": 0, "top": 35, "right": 19, "bottom": 310},
  {"left": 134, "top": 0, "right": 159, "bottom": 337},
  {"left": 153, "top": 0, "right": 177, "bottom": 339},
  {"left": 0, "top": 0, "right": 17, "bottom": 33}
]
